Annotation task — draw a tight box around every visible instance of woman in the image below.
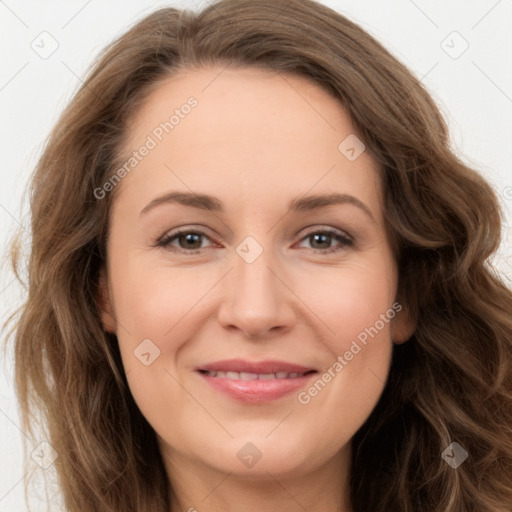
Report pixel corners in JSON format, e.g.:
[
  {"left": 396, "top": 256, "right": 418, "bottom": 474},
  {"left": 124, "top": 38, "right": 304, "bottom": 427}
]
[{"left": 5, "top": 0, "right": 512, "bottom": 510}]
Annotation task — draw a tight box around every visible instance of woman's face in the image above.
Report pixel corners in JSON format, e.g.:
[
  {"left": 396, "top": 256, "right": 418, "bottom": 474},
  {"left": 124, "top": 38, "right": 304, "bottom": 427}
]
[{"left": 99, "top": 65, "right": 414, "bottom": 479}]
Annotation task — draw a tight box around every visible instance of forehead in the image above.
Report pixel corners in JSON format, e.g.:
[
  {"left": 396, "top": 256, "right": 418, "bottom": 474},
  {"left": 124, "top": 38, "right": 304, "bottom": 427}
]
[{"left": 114, "top": 65, "right": 383, "bottom": 220}]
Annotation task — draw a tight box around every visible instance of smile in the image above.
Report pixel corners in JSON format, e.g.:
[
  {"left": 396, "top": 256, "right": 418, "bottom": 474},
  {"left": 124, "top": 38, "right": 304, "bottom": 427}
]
[
  {"left": 195, "top": 359, "right": 318, "bottom": 403},
  {"left": 199, "top": 370, "right": 315, "bottom": 380}
]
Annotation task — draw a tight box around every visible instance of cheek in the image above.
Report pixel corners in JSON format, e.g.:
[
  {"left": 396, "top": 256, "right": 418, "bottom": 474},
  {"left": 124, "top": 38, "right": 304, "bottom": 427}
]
[
  {"left": 295, "top": 262, "right": 396, "bottom": 352},
  {"left": 109, "top": 261, "right": 195, "bottom": 424},
  {"left": 293, "top": 263, "right": 395, "bottom": 415},
  {"left": 110, "top": 257, "right": 194, "bottom": 335},
  {"left": 295, "top": 272, "right": 395, "bottom": 453}
]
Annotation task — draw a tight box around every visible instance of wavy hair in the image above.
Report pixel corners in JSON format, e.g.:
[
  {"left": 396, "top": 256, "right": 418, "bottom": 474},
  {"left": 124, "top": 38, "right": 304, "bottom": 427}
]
[{"left": 4, "top": 0, "right": 512, "bottom": 510}]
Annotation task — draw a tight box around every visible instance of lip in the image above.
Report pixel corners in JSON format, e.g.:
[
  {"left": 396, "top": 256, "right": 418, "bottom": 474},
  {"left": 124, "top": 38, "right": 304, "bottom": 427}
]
[
  {"left": 196, "top": 358, "right": 316, "bottom": 374},
  {"left": 195, "top": 359, "right": 318, "bottom": 404}
]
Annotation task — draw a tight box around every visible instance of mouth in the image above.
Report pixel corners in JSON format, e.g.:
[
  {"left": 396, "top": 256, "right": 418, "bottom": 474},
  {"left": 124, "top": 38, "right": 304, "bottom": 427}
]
[
  {"left": 197, "top": 369, "right": 317, "bottom": 380},
  {"left": 196, "top": 358, "right": 317, "bottom": 375},
  {"left": 195, "top": 359, "right": 318, "bottom": 403}
]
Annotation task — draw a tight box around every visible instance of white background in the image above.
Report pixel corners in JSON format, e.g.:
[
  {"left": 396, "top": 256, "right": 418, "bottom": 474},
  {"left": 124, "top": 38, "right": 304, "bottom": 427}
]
[{"left": 1, "top": 0, "right": 511, "bottom": 510}]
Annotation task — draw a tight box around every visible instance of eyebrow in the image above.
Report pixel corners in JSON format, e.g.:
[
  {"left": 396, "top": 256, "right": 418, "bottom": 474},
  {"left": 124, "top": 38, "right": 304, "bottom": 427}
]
[{"left": 140, "top": 191, "right": 375, "bottom": 221}]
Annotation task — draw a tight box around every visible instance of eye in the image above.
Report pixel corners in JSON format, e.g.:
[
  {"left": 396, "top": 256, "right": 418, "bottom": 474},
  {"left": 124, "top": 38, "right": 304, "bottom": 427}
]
[
  {"left": 155, "top": 226, "right": 354, "bottom": 255},
  {"left": 156, "top": 228, "right": 214, "bottom": 254},
  {"left": 295, "top": 228, "right": 353, "bottom": 254}
]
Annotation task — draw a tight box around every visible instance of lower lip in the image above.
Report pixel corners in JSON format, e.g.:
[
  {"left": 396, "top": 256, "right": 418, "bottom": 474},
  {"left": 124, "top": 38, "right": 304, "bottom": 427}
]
[{"left": 197, "top": 371, "right": 317, "bottom": 404}]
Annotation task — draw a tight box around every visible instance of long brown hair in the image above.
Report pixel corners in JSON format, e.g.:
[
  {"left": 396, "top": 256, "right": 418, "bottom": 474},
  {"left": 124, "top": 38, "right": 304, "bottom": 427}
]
[{"left": 4, "top": 0, "right": 512, "bottom": 510}]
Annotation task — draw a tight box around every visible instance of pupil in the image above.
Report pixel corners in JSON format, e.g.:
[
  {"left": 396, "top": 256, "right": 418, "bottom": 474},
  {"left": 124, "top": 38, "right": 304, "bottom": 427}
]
[
  {"left": 312, "top": 233, "right": 329, "bottom": 248},
  {"left": 183, "top": 233, "right": 201, "bottom": 249}
]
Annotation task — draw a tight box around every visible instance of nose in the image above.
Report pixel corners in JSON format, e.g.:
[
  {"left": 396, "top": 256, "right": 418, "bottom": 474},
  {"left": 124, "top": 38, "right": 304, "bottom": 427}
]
[{"left": 217, "top": 243, "right": 296, "bottom": 339}]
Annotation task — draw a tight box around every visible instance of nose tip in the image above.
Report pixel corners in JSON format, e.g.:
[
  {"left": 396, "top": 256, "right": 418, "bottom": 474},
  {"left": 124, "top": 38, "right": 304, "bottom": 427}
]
[{"left": 216, "top": 245, "right": 295, "bottom": 339}]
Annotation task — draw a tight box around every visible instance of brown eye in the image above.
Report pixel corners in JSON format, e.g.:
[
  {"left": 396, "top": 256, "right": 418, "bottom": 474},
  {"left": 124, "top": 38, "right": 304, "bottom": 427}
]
[
  {"left": 156, "top": 229, "right": 213, "bottom": 254},
  {"left": 297, "top": 229, "right": 353, "bottom": 254},
  {"left": 174, "top": 232, "right": 204, "bottom": 250}
]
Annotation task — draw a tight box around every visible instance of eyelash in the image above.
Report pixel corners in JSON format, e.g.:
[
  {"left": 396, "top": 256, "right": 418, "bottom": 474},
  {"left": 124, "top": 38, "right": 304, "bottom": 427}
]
[{"left": 155, "top": 226, "right": 354, "bottom": 255}]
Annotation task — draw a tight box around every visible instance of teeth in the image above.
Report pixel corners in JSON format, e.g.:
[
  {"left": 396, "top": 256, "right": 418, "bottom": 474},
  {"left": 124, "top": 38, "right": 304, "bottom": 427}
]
[
  {"left": 240, "top": 372, "right": 259, "bottom": 380},
  {"left": 204, "top": 370, "right": 309, "bottom": 379}
]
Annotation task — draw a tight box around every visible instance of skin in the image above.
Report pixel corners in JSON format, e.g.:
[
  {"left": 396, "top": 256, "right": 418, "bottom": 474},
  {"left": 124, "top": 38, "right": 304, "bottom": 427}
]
[{"left": 97, "top": 65, "right": 416, "bottom": 512}]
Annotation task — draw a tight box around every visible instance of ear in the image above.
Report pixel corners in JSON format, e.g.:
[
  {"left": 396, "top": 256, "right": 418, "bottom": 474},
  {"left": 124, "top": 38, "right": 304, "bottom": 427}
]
[
  {"left": 96, "top": 267, "right": 117, "bottom": 334},
  {"left": 390, "top": 303, "right": 416, "bottom": 345}
]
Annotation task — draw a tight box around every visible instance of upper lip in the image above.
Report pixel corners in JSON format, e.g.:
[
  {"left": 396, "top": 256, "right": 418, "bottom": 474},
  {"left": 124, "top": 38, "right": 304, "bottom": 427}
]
[{"left": 196, "top": 359, "right": 317, "bottom": 374}]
